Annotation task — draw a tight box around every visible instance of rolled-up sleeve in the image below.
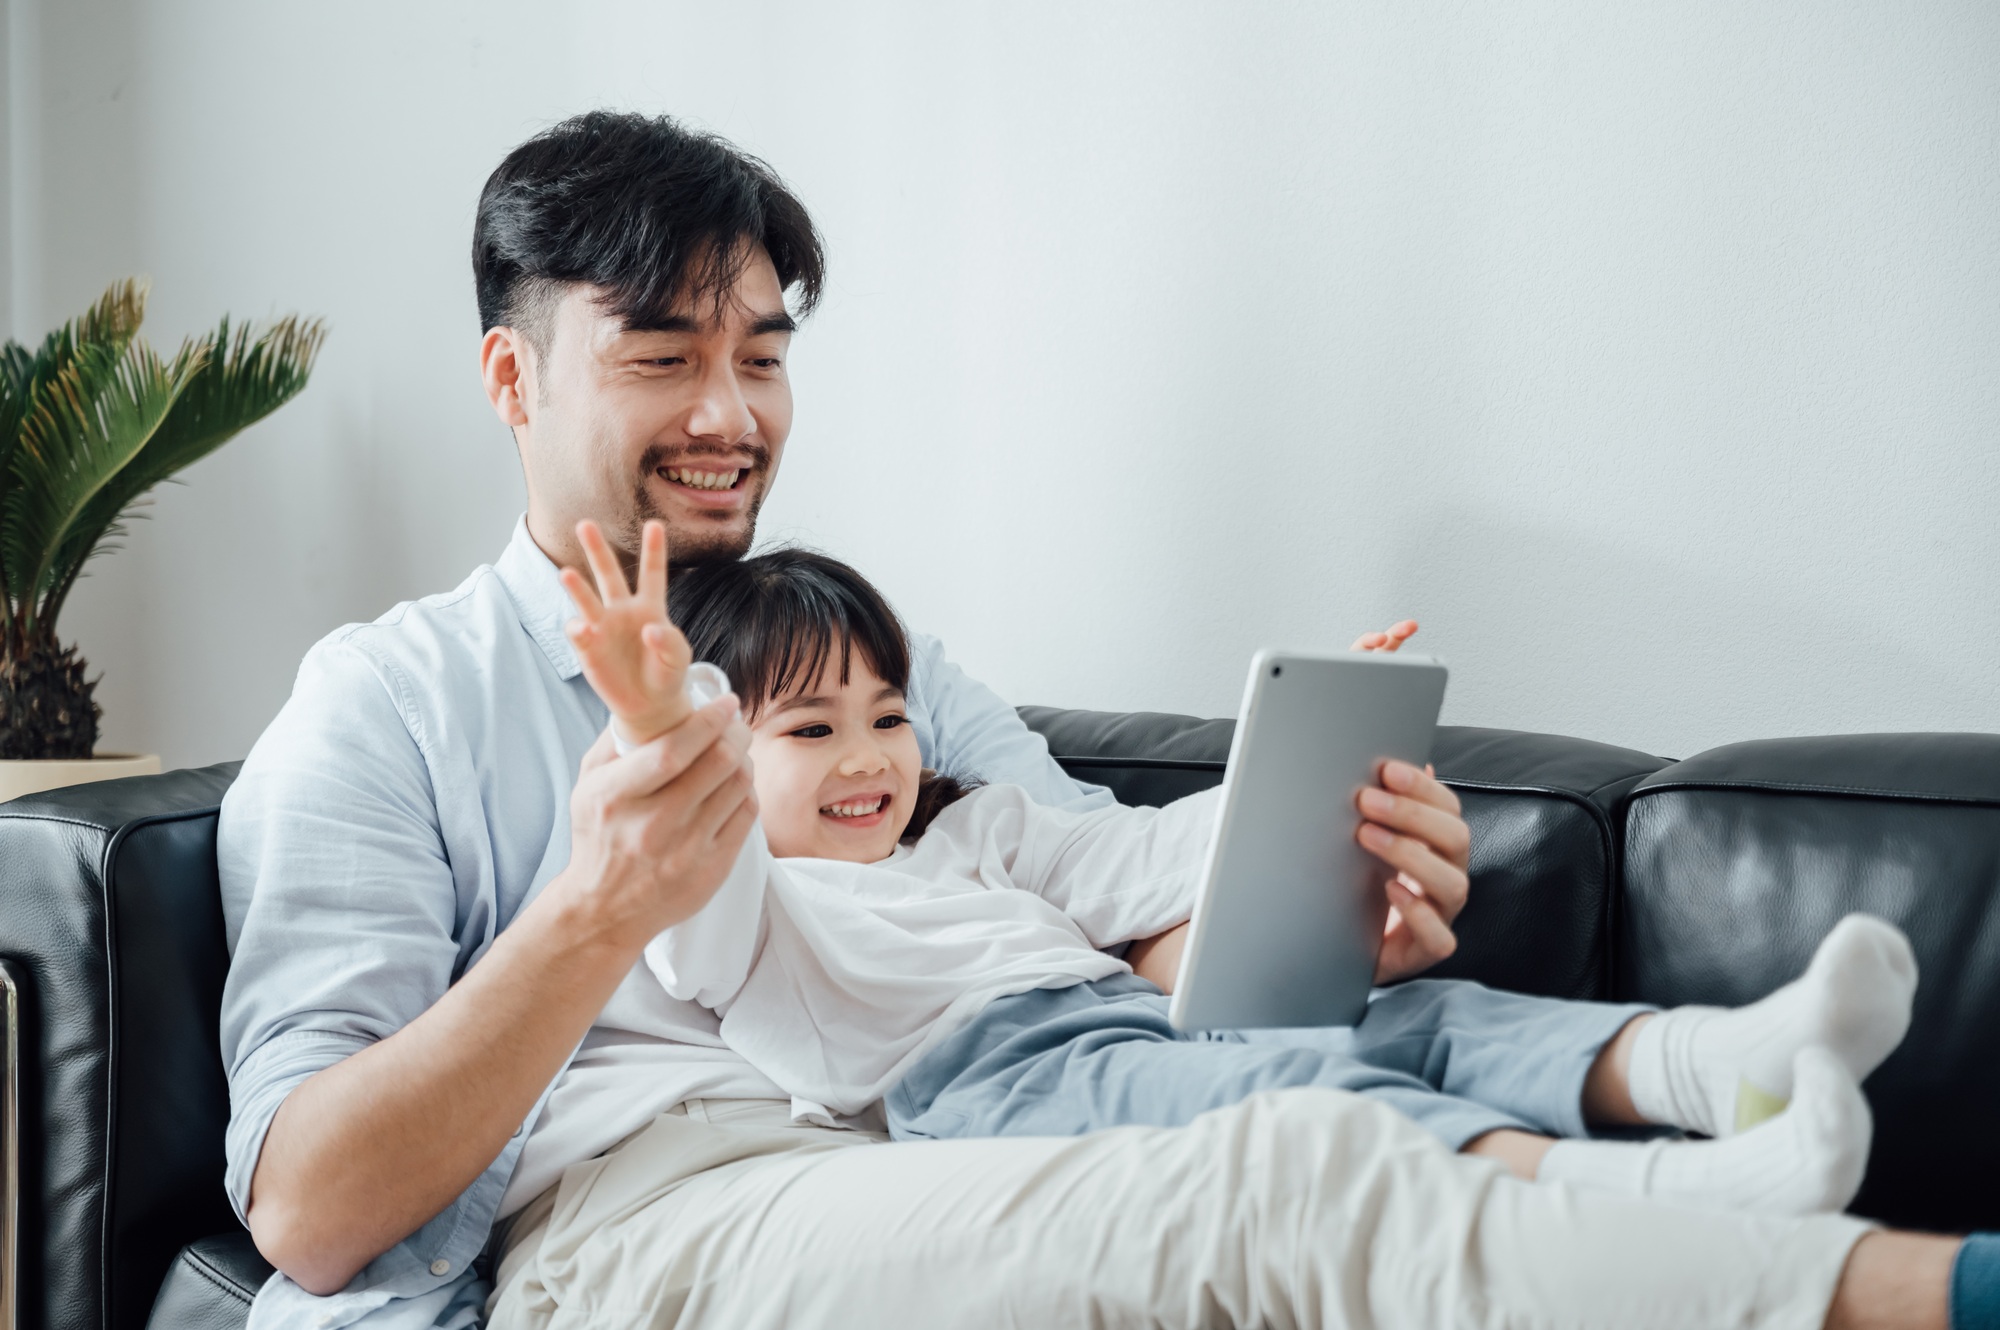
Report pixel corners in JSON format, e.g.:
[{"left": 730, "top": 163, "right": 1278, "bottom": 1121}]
[{"left": 217, "top": 634, "right": 464, "bottom": 1224}]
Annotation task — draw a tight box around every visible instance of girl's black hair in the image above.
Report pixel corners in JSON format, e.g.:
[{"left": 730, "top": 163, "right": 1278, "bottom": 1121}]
[{"left": 668, "top": 548, "right": 976, "bottom": 842}]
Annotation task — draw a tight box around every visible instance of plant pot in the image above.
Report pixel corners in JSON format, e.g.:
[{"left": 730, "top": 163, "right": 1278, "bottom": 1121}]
[{"left": 0, "top": 754, "right": 163, "bottom": 803}]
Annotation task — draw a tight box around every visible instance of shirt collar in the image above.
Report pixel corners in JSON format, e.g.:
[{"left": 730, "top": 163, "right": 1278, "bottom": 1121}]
[{"left": 493, "top": 515, "right": 584, "bottom": 680}]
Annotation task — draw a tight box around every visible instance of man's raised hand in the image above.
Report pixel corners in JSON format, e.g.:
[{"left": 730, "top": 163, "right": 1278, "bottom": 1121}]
[{"left": 561, "top": 519, "right": 697, "bottom": 747}]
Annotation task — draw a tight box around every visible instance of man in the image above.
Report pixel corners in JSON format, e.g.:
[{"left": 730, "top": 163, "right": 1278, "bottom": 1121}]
[{"left": 219, "top": 111, "right": 1982, "bottom": 1330}]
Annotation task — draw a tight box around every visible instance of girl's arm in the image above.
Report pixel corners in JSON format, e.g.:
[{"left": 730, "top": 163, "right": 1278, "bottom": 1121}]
[
  {"left": 563, "top": 516, "right": 774, "bottom": 1008},
  {"left": 1126, "top": 923, "right": 1191, "bottom": 992},
  {"left": 999, "top": 784, "right": 1225, "bottom": 948}
]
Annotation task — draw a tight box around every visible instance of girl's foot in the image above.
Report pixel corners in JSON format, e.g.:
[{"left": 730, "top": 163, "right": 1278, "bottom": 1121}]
[
  {"left": 1541, "top": 1047, "right": 1871, "bottom": 1215},
  {"left": 1627, "top": 913, "right": 1916, "bottom": 1136}
]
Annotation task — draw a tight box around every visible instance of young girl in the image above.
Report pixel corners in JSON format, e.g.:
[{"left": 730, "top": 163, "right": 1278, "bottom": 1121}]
[{"left": 560, "top": 519, "right": 1916, "bottom": 1216}]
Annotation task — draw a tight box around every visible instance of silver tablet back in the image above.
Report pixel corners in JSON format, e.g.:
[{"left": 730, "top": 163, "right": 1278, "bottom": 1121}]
[{"left": 1168, "top": 649, "right": 1448, "bottom": 1031}]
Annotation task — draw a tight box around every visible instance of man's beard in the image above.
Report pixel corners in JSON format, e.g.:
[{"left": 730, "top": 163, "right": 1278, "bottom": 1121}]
[{"left": 632, "top": 441, "right": 771, "bottom": 567}]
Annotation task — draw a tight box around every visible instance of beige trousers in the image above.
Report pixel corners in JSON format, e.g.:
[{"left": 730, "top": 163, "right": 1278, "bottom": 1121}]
[{"left": 488, "top": 1088, "right": 1869, "bottom": 1330}]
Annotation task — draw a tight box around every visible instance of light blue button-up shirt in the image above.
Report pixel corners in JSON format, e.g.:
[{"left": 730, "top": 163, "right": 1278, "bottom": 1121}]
[{"left": 217, "top": 518, "right": 1108, "bottom": 1330}]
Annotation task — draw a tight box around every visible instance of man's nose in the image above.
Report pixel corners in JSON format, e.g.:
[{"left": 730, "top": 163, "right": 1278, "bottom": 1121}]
[{"left": 684, "top": 360, "right": 755, "bottom": 443}]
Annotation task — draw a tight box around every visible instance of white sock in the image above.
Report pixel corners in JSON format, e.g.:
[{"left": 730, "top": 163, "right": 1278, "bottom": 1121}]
[
  {"left": 1539, "top": 1047, "right": 1871, "bottom": 1216},
  {"left": 1626, "top": 913, "right": 1916, "bottom": 1136}
]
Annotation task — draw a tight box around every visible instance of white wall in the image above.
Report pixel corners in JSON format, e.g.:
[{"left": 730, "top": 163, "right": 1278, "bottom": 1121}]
[{"left": 9, "top": 0, "right": 1998, "bottom": 768}]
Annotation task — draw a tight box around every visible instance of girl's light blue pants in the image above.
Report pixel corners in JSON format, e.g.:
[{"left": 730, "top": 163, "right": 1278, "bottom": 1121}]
[{"left": 886, "top": 972, "right": 1653, "bottom": 1150}]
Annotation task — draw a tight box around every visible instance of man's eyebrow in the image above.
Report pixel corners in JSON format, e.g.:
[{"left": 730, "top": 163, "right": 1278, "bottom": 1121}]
[
  {"left": 620, "top": 309, "right": 796, "bottom": 338},
  {"left": 622, "top": 314, "right": 700, "bottom": 335}
]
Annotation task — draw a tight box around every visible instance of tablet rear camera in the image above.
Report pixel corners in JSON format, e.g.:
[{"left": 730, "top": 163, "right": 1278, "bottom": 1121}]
[{"left": 1271, "top": 665, "right": 1282, "bottom": 678}]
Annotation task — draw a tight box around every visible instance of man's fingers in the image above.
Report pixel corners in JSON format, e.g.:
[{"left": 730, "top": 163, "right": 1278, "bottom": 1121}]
[
  {"left": 710, "top": 796, "right": 760, "bottom": 861},
  {"left": 575, "top": 519, "right": 632, "bottom": 603},
  {"left": 646, "top": 702, "right": 745, "bottom": 790},
  {"left": 589, "top": 698, "right": 737, "bottom": 801},
  {"left": 691, "top": 752, "right": 758, "bottom": 844},
  {"left": 636, "top": 520, "right": 669, "bottom": 607}
]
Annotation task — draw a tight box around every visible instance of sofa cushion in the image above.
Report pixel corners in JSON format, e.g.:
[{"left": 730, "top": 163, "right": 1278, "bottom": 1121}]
[
  {"left": 1018, "top": 709, "right": 1668, "bottom": 1000},
  {"left": 144, "top": 1230, "right": 269, "bottom": 1330},
  {"left": 1422, "top": 727, "right": 1668, "bottom": 1000},
  {"left": 1620, "top": 734, "right": 2000, "bottom": 1230}
]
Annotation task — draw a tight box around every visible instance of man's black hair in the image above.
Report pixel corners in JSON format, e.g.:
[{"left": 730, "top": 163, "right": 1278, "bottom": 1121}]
[
  {"left": 669, "top": 548, "right": 976, "bottom": 842},
  {"left": 474, "top": 110, "right": 826, "bottom": 351}
]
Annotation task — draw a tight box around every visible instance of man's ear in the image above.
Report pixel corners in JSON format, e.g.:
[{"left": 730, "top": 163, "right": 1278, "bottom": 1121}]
[{"left": 480, "top": 325, "right": 534, "bottom": 428}]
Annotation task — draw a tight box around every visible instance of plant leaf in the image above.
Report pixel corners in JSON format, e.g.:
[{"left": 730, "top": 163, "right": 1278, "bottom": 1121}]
[
  {"left": 6, "top": 338, "right": 196, "bottom": 636},
  {"left": 0, "top": 280, "right": 149, "bottom": 633},
  {"left": 37, "top": 313, "right": 325, "bottom": 628}
]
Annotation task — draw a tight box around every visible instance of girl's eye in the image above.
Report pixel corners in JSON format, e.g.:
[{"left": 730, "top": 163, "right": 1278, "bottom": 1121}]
[
  {"left": 874, "top": 714, "right": 908, "bottom": 730},
  {"left": 788, "top": 723, "right": 833, "bottom": 739}
]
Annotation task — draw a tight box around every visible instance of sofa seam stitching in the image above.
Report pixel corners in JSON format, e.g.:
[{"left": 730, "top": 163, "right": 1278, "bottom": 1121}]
[
  {"left": 1633, "top": 779, "right": 2000, "bottom": 808},
  {"left": 183, "top": 1248, "right": 259, "bottom": 1303}
]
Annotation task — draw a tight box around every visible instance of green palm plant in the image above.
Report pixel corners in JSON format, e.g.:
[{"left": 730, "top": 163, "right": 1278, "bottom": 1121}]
[{"left": 0, "top": 279, "right": 324, "bottom": 759}]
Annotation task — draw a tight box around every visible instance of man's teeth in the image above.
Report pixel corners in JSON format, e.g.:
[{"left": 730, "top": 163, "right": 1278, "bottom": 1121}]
[
  {"left": 821, "top": 796, "right": 889, "bottom": 818},
  {"left": 664, "top": 466, "right": 743, "bottom": 491}
]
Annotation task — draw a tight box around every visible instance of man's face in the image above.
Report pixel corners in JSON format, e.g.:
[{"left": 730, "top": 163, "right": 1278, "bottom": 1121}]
[{"left": 505, "top": 248, "right": 795, "bottom": 571}]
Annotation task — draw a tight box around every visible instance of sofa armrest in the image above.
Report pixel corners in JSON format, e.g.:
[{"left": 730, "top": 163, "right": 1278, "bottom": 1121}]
[
  {"left": 0, "top": 763, "right": 240, "bottom": 1330},
  {"left": 1621, "top": 733, "right": 2000, "bottom": 1230},
  {"left": 144, "top": 1231, "right": 270, "bottom": 1330}
]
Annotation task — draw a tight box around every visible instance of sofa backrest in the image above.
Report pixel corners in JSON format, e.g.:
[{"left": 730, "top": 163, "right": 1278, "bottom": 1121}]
[
  {"left": 0, "top": 764, "right": 241, "bottom": 1330},
  {"left": 1021, "top": 709, "right": 1669, "bottom": 1000}
]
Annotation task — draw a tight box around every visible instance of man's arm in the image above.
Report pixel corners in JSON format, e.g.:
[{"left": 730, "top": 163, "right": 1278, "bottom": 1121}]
[
  {"left": 906, "top": 632, "right": 1114, "bottom": 811},
  {"left": 230, "top": 675, "right": 754, "bottom": 1295}
]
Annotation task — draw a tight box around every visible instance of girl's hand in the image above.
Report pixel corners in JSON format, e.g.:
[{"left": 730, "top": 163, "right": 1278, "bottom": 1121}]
[
  {"left": 1351, "top": 619, "right": 1419, "bottom": 653},
  {"left": 561, "top": 519, "right": 696, "bottom": 747},
  {"left": 1357, "top": 759, "right": 1471, "bottom": 983}
]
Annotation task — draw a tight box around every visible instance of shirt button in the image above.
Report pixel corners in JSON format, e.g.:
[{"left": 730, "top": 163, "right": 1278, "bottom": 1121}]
[
  {"left": 314, "top": 1316, "right": 334, "bottom": 1328},
  {"left": 429, "top": 1258, "right": 451, "bottom": 1277}
]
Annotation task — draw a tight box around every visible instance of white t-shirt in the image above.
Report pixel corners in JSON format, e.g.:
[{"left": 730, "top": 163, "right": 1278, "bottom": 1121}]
[{"left": 647, "top": 782, "right": 1222, "bottom": 1117}]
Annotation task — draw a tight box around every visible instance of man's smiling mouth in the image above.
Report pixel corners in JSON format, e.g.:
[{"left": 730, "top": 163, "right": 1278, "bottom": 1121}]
[{"left": 662, "top": 465, "right": 746, "bottom": 492}]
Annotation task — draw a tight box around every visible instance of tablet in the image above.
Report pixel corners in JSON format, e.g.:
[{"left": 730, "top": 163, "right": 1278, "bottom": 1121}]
[{"left": 1168, "top": 649, "right": 1448, "bottom": 1031}]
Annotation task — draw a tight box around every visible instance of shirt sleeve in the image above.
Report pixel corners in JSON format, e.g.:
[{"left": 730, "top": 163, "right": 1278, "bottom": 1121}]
[
  {"left": 642, "top": 823, "right": 773, "bottom": 1010},
  {"left": 981, "top": 783, "right": 1224, "bottom": 947},
  {"left": 906, "top": 631, "right": 1114, "bottom": 811},
  {"left": 216, "top": 634, "right": 463, "bottom": 1225}
]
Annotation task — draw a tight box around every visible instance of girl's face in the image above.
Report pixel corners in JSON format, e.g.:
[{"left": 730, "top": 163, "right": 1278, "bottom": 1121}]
[{"left": 747, "top": 651, "right": 921, "bottom": 862}]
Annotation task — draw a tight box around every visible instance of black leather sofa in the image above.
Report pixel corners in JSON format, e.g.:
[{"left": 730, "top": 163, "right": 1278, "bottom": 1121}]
[{"left": 3, "top": 710, "right": 1998, "bottom": 1330}]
